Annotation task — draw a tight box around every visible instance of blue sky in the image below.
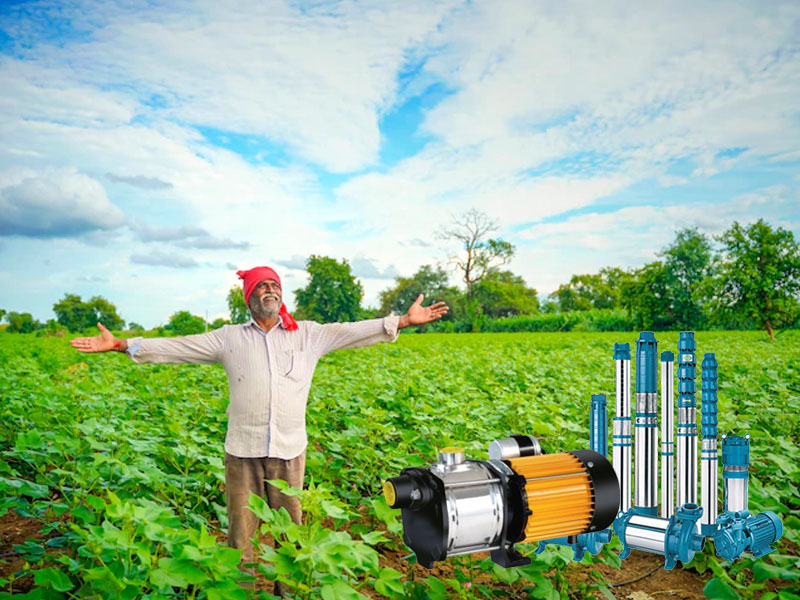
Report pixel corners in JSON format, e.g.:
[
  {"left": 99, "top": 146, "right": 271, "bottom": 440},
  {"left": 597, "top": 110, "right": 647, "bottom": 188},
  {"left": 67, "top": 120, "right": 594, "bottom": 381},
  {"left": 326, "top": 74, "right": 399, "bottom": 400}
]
[{"left": 1, "top": 0, "right": 799, "bottom": 327}]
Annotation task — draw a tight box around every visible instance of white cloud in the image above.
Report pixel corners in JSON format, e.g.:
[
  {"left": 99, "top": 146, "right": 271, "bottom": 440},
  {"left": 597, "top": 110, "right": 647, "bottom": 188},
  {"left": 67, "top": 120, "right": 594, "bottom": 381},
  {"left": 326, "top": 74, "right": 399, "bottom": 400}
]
[
  {"left": 130, "top": 250, "right": 200, "bottom": 269},
  {"left": 3, "top": 0, "right": 458, "bottom": 173},
  {"left": 0, "top": 167, "right": 125, "bottom": 237},
  {"left": 275, "top": 255, "right": 308, "bottom": 271},
  {"left": 351, "top": 257, "right": 400, "bottom": 280},
  {"left": 106, "top": 173, "right": 173, "bottom": 190},
  {"left": 130, "top": 222, "right": 250, "bottom": 249}
]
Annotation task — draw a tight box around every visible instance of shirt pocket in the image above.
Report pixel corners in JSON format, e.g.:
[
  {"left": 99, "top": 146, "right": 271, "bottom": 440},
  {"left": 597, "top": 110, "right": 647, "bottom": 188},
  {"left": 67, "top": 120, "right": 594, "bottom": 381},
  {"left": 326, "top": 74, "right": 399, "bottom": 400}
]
[
  {"left": 277, "top": 349, "right": 308, "bottom": 380},
  {"left": 275, "top": 349, "right": 294, "bottom": 377}
]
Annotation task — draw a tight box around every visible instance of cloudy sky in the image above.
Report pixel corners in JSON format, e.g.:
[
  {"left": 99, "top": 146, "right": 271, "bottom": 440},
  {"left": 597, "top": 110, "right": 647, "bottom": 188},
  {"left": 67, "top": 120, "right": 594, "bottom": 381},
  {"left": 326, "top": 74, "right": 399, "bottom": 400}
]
[{"left": 1, "top": 0, "right": 799, "bottom": 327}]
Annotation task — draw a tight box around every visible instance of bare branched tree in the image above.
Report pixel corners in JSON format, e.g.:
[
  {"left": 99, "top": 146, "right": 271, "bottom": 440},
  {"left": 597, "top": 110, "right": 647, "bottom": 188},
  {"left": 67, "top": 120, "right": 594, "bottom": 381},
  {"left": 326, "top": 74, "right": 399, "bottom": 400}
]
[{"left": 437, "top": 208, "right": 515, "bottom": 296}]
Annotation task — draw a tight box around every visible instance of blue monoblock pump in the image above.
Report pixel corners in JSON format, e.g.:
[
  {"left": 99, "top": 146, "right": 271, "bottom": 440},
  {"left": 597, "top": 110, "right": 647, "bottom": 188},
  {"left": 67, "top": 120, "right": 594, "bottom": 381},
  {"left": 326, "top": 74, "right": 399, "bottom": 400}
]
[
  {"left": 714, "top": 511, "right": 783, "bottom": 561},
  {"left": 615, "top": 504, "right": 706, "bottom": 570}
]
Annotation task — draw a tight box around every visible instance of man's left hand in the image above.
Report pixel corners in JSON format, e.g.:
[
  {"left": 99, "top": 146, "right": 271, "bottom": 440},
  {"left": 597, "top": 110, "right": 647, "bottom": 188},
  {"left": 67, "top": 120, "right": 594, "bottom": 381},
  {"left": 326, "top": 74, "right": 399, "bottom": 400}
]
[{"left": 398, "top": 294, "right": 449, "bottom": 329}]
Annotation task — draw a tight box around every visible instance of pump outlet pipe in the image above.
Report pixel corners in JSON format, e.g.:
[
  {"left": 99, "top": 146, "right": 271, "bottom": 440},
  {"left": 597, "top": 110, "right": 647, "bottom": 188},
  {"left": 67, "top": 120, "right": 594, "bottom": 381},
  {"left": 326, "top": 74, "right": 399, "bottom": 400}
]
[
  {"left": 700, "top": 353, "right": 719, "bottom": 535},
  {"left": 613, "top": 343, "right": 632, "bottom": 513},
  {"left": 660, "top": 351, "right": 675, "bottom": 519},
  {"left": 676, "top": 332, "right": 698, "bottom": 507},
  {"left": 634, "top": 332, "right": 658, "bottom": 516}
]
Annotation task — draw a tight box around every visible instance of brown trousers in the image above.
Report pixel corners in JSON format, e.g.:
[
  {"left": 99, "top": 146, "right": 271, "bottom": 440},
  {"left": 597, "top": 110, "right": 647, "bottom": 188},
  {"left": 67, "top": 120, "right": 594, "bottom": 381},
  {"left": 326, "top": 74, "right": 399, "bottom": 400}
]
[{"left": 225, "top": 451, "right": 306, "bottom": 589}]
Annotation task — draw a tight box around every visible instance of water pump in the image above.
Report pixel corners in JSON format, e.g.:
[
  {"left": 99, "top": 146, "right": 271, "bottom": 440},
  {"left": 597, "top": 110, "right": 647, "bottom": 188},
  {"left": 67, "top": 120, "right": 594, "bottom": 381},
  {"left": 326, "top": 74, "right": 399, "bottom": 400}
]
[{"left": 383, "top": 437, "right": 620, "bottom": 568}]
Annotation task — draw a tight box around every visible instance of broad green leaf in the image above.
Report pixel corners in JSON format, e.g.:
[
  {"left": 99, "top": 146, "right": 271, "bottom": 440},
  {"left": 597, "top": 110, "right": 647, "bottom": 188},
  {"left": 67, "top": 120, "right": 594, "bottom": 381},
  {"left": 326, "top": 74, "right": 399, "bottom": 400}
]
[
  {"left": 373, "top": 567, "right": 404, "bottom": 597},
  {"left": 703, "top": 577, "right": 739, "bottom": 600},
  {"left": 753, "top": 561, "right": 799, "bottom": 582},
  {"left": 320, "top": 580, "right": 368, "bottom": 600},
  {"left": 33, "top": 568, "right": 74, "bottom": 592}
]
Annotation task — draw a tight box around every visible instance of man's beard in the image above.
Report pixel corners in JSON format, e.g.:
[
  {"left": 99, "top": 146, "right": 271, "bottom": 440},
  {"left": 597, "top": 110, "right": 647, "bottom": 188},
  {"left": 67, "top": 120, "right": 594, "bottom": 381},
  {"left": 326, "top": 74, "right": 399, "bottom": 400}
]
[{"left": 249, "top": 294, "right": 280, "bottom": 320}]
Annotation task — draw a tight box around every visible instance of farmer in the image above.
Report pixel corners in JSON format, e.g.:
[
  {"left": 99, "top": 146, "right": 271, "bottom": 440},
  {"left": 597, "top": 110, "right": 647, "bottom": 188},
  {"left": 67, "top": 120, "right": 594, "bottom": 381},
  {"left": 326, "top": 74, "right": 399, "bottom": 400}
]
[{"left": 69, "top": 266, "right": 448, "bottom": 590}]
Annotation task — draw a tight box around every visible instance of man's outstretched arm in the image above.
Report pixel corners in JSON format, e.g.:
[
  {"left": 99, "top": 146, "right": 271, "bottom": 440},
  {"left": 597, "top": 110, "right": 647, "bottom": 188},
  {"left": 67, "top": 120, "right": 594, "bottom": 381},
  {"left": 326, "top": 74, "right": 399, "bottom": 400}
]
[
  {"left": 314, "top": 294, "right": 449, "bottom": 355},
  {"left": 70, "top": 322, "right": 223, "bottom": 365}
]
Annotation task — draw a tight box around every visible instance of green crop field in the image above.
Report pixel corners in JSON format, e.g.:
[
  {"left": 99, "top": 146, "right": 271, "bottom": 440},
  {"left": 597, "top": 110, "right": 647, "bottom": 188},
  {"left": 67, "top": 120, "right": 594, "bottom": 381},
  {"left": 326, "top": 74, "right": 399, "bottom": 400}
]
[{"left": 1, "top": 331, "right": 798, "bottom": 599}]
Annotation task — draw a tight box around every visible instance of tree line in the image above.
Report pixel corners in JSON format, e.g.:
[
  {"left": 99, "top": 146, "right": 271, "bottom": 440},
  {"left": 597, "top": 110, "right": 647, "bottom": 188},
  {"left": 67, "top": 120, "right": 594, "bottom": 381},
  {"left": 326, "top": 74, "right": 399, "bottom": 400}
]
[{"left": 2, "top": 214, "right": 798, "bottom": 339}]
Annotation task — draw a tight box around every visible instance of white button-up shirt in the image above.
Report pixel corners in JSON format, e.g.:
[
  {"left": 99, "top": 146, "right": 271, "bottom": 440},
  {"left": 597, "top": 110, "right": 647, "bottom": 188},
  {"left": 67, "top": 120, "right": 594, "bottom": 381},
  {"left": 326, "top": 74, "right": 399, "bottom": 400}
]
[{"left": 126, "top": 316, "right": 400, "bottom": 458}]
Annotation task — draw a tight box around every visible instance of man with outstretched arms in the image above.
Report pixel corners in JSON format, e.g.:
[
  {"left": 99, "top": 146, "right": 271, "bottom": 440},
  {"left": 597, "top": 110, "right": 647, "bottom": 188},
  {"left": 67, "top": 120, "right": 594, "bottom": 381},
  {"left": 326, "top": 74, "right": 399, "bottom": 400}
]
[{"left": 70, "top": 265, "right": 448, "bottom": 588}]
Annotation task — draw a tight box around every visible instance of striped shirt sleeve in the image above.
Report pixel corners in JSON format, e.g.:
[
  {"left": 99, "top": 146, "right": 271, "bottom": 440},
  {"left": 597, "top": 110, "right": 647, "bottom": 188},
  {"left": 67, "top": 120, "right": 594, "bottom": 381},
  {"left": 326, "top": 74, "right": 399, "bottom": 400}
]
[
  {"left": 312, "top": 315, "right": 400, "bottom": 357},
  {"left": 126, "top": 329, "right": 225, "bottom": 365}
]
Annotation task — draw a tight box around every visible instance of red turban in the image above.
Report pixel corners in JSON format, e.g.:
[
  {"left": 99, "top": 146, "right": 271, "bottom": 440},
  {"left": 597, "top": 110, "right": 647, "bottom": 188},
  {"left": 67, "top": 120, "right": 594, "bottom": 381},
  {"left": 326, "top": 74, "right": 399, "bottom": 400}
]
[{"left": 236, "top": 266, "right": 299, "bottom": 331}]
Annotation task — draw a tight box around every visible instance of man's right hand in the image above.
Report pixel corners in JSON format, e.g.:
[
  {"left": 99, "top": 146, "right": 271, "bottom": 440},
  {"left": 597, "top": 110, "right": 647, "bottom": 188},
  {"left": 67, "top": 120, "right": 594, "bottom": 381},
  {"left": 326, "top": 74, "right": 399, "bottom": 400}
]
[{"left": 70, "top": 323, "right": 126, "bottom": 353}]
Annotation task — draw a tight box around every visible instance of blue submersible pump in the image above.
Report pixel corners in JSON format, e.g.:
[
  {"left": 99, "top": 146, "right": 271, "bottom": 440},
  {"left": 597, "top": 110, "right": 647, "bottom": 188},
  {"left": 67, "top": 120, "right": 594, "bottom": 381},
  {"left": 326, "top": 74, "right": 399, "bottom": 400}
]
[
  {"left": 634, "top": 333, "right": 659, "bottom": 517},
  {"left": 700, "top": 353, "right": 719, "bottom": 536},
  {"left": 612, "top": 343, "right": 632, "bottom": 513}
]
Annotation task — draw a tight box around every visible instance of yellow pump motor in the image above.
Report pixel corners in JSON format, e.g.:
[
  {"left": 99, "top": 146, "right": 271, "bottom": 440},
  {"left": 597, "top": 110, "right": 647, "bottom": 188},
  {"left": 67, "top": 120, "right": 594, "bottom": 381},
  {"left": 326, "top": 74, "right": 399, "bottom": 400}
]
[{"left": 383, "top": 436, "right": 619, "bottom": 568}]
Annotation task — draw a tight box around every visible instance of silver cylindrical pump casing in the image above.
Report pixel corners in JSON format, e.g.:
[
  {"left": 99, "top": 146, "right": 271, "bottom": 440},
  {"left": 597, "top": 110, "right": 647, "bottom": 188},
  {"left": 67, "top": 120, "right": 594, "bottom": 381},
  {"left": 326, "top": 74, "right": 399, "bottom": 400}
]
[
  {"left": 635, "top": 392, "right": 659, "bottom": 509},
  {"left": 676, "top": 406, "right": 698, "bottom": 506},
  {"left": 624, "top": 514, "right": 670, "bottom": 553},
  {"left": 431, "top": 454, "right": 505, "bottom": 555},
  {"left": 701, "top": 438, "right": 719, "bottom": 527},
  {"left": 724, "top": 473, "right": 748, "bottom": 514},
  {"left": 614, "top": 353, "right": 632, "bottom": 512},
  {"left": 660, "top": 355, "right": 675, "bottom": 518}
]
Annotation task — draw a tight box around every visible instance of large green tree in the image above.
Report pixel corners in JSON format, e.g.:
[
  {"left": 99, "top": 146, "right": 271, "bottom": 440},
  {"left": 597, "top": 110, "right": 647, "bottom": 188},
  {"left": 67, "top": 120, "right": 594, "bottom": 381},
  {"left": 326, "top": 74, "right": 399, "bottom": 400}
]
[
  {"left": 53, "top": 294, "right": 124, "bottom": 331},
  {"left": 614, "top": 229, "right": 714, "bottom": 330},
  {"left": 699, "top": 219, "right": 800, "bottom": 339},
  {"left": 294, "top": 255, "right": 363, "bottom": 323},
  {"left": 6, "top": 311, "right": 41, "bottom": 333},
  {"left": 227, "top": 285, "right": 249, "bottom": 323},
  {"left": 89, "top": 296, "right": 125, "bottom": 331},
  {"left": 379, "top": 265, "right": 461, "bottom": 319},
  {"left": 659, "top": 228, "right": 714, "bottom": 329},
  {"left": 620, "top": 262, "right": 671, "bottom": 329},
  {"left": 472, "top": 270, "right": 540, "bottom": 318},
  {"left": 165, "top": 311, "right": 206, "bottom": 336},
  {"left": 550, "top": 267, "right": 627, "bottom": 312}
]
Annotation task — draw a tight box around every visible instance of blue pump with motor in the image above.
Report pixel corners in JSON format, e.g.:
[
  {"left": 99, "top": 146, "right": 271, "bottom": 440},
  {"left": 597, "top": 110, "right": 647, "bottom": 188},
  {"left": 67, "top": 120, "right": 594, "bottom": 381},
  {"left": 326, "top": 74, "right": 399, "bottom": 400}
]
[{"left": 711, "top": 434, "right": 783, "bottom": 561}]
